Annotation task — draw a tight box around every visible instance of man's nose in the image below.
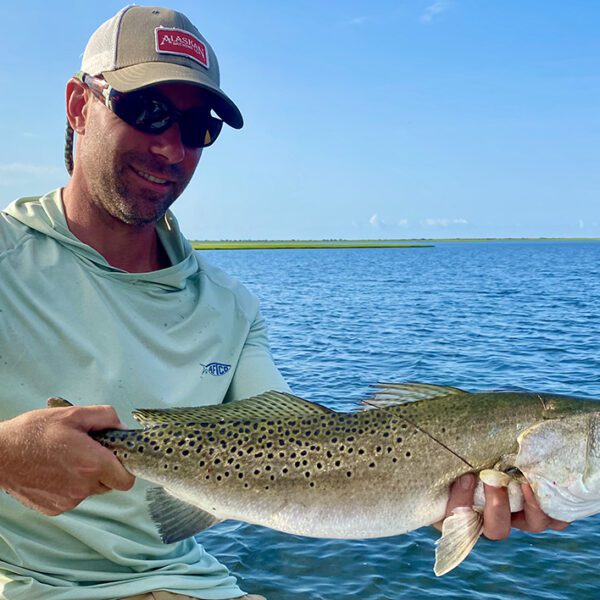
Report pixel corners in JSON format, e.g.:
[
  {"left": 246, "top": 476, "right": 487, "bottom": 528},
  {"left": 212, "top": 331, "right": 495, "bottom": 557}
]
[{"left": 148, "top": 123, "right": 186, "bottom": 163}]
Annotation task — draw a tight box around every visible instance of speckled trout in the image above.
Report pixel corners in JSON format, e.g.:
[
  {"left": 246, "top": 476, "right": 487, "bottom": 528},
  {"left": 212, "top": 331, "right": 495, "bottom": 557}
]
[{"left": 51, "top": 383, "right": 600, "bottom": 575}]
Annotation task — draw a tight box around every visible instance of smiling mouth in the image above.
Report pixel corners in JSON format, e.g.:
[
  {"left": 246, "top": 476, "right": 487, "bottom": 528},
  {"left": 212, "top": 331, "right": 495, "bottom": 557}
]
[{"left": 132, "top": 167, "right": 171, "bottom": 185}]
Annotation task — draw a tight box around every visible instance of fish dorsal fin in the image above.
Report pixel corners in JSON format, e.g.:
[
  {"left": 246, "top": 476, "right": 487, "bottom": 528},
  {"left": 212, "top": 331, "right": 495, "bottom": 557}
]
[
  {"left": 132, "top": 390, "right": 334, "bottom": 427},
  {"left": 362, "top": 382, "right": 468, "bottom": 409}
]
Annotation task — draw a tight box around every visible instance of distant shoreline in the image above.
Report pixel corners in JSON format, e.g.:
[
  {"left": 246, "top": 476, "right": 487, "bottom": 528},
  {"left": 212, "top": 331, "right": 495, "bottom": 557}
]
[
  {"left": 191, "top": 241, "right": 432, "bottom": 250},
  {"left": 190, "top": 238, "right": 600, "bottom": 250}
]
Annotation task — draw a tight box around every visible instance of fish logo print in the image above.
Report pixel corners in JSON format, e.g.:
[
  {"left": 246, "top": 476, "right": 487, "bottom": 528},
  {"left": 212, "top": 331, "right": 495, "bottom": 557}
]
[{"left": 200, "top": 362, "right": 231, "bottom": 376}]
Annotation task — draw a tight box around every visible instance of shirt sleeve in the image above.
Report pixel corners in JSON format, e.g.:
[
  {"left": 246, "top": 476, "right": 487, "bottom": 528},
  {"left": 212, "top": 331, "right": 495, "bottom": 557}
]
[{"left": 224, "top": 311, "right": 291, "bottom": 403}]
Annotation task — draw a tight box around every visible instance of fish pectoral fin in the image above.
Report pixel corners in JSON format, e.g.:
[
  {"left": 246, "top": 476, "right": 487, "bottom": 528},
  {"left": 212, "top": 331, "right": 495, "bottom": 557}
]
[
  {"left": 434, "top": 506, "right": 483, "bottom": 576},
  {"left": 47, "top": 397, "right": 74, "bottom": 408},
  {"left": 147, "top": 487, "right": 222, "bottom": 544}
]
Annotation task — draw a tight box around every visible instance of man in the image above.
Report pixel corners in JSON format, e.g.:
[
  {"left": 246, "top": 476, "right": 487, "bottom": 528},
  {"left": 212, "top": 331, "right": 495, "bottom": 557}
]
[{"left": 0, "top": 5, "right": 566, "bottom": 600}]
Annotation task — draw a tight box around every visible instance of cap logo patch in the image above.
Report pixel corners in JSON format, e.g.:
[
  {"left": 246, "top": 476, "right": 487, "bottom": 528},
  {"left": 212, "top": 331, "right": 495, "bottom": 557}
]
[{"left": 155, "top": 27, "right": 209, "bottom": 68}]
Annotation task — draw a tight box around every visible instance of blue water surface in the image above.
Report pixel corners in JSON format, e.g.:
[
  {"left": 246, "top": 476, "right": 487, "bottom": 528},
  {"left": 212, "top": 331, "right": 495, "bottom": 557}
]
[{"left": 197, "top": 241, "right": 600, "bottom": 600}]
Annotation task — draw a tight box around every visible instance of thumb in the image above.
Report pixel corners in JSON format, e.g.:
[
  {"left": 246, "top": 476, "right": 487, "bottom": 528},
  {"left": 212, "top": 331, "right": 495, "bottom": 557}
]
[
  {"left": 446, "top": 473, "right": 476, "bottom": 517},
  {"left": 65, "top": 405, "right": 128, "bottom": 432}
]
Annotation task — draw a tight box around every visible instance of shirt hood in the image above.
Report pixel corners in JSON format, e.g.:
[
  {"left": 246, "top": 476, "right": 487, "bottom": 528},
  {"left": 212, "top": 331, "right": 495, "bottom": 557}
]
[{"left": 3, "top": 188, "right": 200, "bottom": 289}]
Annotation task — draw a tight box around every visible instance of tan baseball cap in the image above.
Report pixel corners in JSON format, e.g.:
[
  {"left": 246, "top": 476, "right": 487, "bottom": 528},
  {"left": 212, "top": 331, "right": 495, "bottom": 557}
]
[{"left": 81, "top": 5, "right": 243, "bottom": 129}]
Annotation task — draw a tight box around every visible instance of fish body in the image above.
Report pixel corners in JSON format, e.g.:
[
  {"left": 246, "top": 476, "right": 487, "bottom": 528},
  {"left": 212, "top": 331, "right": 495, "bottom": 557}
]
[{"left": 65, "top": 384, "right": 600, "bottom": 574}]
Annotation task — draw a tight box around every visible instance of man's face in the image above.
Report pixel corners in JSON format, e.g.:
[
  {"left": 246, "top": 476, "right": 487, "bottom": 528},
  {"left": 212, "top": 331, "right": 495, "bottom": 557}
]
[{"left": 78, "top": 82, "right": 208, "bottom": 227}]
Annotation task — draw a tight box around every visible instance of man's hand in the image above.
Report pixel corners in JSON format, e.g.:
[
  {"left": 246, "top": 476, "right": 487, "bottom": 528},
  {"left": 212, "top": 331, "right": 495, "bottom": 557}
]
[
  {"left": 0, "top": 405, "right": 135, "bottom": 516},
  {"left": 439, "top": 473, "right": 569, "bottom": 538}
]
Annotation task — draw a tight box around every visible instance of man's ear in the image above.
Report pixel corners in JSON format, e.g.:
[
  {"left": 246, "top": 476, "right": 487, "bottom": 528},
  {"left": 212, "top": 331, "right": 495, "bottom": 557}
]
[{"left": 66, "top": 78, "right": 89, "bottom": 134}]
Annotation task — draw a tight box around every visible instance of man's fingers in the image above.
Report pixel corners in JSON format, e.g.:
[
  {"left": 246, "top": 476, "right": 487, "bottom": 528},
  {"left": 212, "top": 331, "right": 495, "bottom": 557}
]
[
  {"left": 433, "top": 473, "right": 475, "bottom": 531},
  {"left": 517, "top": 484, "right": 569, "bottom": 532},
  {"left": 446, "top": 473, "right": 476, "bottom": 516},
  {"left": 482, "top": 483, "right": 511, "bottom": 540},
  {"left": 98, "top": 451, "right": 136, "bottom": 492},
  {"left": 66, "top": 405, "right": 128, "bottom": 432}
]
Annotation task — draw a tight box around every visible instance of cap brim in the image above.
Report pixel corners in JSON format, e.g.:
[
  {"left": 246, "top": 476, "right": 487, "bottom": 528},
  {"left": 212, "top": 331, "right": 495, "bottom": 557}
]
[{"left": 102, "top": 62, "right": 243, "bottom": 129}]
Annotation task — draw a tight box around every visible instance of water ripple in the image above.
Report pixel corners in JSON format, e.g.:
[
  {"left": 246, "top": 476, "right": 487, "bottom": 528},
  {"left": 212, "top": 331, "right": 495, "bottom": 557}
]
[{"left": 198, "top": 242, "right": 600, "bottom": 599}]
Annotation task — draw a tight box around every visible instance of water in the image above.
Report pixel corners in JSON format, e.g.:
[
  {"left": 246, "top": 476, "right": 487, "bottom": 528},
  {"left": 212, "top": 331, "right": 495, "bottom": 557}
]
[{"left": 196, "top": 241, "right": 600, "bottom": 600}]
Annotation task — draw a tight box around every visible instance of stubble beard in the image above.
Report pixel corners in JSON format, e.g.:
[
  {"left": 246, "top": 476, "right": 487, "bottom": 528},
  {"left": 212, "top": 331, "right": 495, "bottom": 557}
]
[{"left": 87, "top": 150, "right": 187, "bottom": 228}]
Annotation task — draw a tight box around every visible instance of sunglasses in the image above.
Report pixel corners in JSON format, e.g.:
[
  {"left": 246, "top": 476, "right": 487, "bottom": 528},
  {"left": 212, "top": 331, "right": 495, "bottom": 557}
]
[{"left": 78, "top": 72, "right": 223, "bottom": 148}]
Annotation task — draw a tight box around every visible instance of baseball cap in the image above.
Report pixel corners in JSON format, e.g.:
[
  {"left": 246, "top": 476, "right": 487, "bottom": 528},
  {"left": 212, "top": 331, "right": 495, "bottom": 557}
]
[{"left": 81, "top": 5, "right": 243, "bottom": 129}]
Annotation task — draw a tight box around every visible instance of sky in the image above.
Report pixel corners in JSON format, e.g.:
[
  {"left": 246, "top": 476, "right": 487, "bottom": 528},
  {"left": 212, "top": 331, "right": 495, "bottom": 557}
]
[{"left": 1, "top": 1, "right": 599, "bottom": 240}]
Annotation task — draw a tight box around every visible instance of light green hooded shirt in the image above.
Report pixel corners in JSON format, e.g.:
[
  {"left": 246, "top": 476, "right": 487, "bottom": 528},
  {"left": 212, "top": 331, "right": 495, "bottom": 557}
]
[{"left": 0, "top": 189, "right": 289, "bottom": 600}]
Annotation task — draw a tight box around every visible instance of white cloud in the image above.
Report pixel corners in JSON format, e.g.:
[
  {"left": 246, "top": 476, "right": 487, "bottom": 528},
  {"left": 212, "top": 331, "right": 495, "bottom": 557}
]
[
  {"left": 397, "top": 219, "right": 409, "bottom": 227},
  {"left": 420, "top": 1, "right": 450, "bottom": 23},
  {"left": 0, "top": 163, "right": 60, "bottom": 176},
  {"left": 421, "top": 217, "right": 468, "bottom": 227},
  {"left": 369, "top": 213, "right": 385, "bottom": 227}
]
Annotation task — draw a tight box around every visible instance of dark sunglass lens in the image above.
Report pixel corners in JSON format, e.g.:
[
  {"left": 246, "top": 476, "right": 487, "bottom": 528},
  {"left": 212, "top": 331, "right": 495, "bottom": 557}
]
[
  {"left": 112, "top": 92, "right": 173, "bottom": 134},
  {"left": 180, "top": 110, "right": 223, "bottom": 148}
]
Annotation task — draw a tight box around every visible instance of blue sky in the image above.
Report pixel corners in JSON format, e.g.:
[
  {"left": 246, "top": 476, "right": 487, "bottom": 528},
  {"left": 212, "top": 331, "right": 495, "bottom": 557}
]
[{"left": 1, "top": 1, "right": 599, "bottom": 240}]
